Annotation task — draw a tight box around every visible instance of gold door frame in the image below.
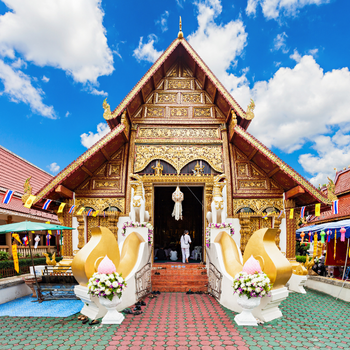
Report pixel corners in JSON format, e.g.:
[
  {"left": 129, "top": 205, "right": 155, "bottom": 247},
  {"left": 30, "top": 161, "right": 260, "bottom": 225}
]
[{"left": 142, "top": 174, "right": 215, "bottom": 262}]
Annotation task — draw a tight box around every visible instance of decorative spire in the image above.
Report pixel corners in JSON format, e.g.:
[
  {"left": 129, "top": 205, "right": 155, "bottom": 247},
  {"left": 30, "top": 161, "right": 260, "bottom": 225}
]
[{"left": 178, "top": 16, "right": 183, "bottom": 39}]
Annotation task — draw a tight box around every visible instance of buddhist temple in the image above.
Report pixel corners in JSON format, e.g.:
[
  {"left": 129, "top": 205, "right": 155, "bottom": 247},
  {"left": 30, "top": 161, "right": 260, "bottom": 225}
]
[{"left": 31, "top": 28, "right": 332, "bottom": 263}]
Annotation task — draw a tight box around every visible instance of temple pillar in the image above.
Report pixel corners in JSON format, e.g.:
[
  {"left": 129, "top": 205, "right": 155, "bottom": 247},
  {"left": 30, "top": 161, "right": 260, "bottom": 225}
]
[
  {"left": 58, "top": 204, "right": 73, "bottom": 257},
  {"left": 144, "top": 183, "right": 153, "bottom": 225},
  {"left": 107, "top": 212, "right": 120, "bottom": 240},
  {"left": 238, "top": 213, "right": 251, "bottom": 255},
  {"left": 285, "top": 199, "right": 296, "bottom": 259},
  {"left": 125, "top": 124, "right": 138, "bottom": 216},
  {"left": 76, "top": 215, "right": 85, "bottom": 250},
  {"left": 273, "top": 214, "right": 284, "bottom": 250},
  {"left": 221, "top": 124, "right": 233, "bottom": 217}
]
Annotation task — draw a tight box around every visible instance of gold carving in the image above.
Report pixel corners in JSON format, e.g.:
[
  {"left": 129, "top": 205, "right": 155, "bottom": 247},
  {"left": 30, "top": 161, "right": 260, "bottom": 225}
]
[
  {"left": 157, "top": 93, "right": 177, "bottom": 103},
  {"left": 96, "top": 165, "right": 106, "bottom": 176},
  {"left": 233, "top": 198, "right": 283, "bottom": 214},
  {"left": 182, "top": 69, "right": 191, "bottom": 77},
  {"left": 252, "top": 167, "right": 261, "bottom": 177},
  {"left": 146, "top": 107, "right": 164, "bottom": 118},
  {"left": 134, "top": 145, "right": 223, "bottom": 173},
  {"left": 192, "top": 161, "right": 205, "bottom": 176},
  {"left": 170, "top": 107, "right": 188, "bottom": 117},
  {"left": 239, "top": 180, "right": 266, "bottom": 188},
  {"left": 152, "top": 160, "right": 163, "bottom": 175},
  {"left": 75, "top": 197, "right": 125, "bottom": 213},
  {"left": 94, "top": 180, "right": 120, "bottom": 189},
  {"left": 121, "top": 110, "right": 130, "bottom": 138},
  {"left": 182, "top": 93, "right": 201, "bottom": 103},
  {"left": 109, "top": 164, "right": 121, "bottom": 176},
  {"left": 168, "top": 79, "right": 191, "bottom": 89},
  {"left": 169, "top": 67, "right": 178, "bottom": 77},
  {"left": 246, "top": 98, "right": 255, "bottom": 120},
  {"left": 194, "top": 108, "right": 211, "bottom": 117},
  {"left": 237, "top": 164, "right": 247, "bottom": 176},
  {"left": 137, "top": 127, "right": 219, "bottom": 140},
  {"left": 103, "top": 98, "right": 117, "bottom": 121},
  {"left": 21, "top": 176, "right": 32, "bottom": 203}
]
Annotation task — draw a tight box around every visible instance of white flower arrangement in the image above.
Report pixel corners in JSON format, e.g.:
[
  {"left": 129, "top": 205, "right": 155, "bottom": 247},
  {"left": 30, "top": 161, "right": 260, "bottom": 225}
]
[
  {"left": 232, "top": 271, "right": 272, "bottom": 299},
  {"left": 205, "top": 222, "right": 234, "bottom": 247},
  {"left": 88, "top": 272, "right": 127, "bottom": 301},
  {"left": 121, "top": 221, "right": 153, "bottom": 246}
]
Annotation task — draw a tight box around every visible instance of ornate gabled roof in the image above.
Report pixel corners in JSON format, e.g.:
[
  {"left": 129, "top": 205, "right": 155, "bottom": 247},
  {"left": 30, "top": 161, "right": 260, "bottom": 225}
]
[
  {"left": 104, "top": 37, "right": 251, "bottom": 130},
  {"left": 34, "top": 123, "right": 126, "bottom": 204},
  {"left": 233, "top": 126, "right": 330, "bottom": 206},
  {"left": 334, "top": 167, "right": 350, "bottom": 196}
]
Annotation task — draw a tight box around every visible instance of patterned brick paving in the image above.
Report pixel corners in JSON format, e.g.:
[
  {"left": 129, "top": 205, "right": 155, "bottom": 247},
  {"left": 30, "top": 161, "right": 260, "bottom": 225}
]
[{"left": 0, "top": 288, "right": 349, "bottom": 349}]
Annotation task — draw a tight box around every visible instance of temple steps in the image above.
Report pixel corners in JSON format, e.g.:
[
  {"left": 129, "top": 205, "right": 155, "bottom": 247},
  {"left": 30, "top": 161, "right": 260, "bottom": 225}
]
[{"left": 151, "top": 263, "right": 208, "bottom": 293}]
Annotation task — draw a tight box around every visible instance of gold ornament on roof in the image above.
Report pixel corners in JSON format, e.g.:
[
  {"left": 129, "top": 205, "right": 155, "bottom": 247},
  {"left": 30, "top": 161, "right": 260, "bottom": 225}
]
[
  {"left": 21, "top": 176, "right": 32, "bottom": 204},
  {"left": 103, "top": 98, "right": 118, "bottom": 120},
  {"left": 246, "top": 98, "right": 255, "bottom": 120},
  {"left": 326, "top": 177, "right": 338, "bottom": 201},
  {"left": 152, "top": 161, "right": 163, "bottom": 176},
  {"left": 178, "top": 16, "right": 183, "bottom": 39}
]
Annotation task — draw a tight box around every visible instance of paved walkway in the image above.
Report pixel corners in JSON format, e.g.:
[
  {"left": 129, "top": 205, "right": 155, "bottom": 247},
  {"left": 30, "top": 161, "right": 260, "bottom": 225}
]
[{"left": 0, "top": 288, "right": 349, "bottom": 349}]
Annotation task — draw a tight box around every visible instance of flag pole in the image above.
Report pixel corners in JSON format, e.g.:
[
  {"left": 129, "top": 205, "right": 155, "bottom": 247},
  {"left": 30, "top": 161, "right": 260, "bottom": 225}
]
[{"left": 27, "top": 231, "right": 43, "bottom": 302}]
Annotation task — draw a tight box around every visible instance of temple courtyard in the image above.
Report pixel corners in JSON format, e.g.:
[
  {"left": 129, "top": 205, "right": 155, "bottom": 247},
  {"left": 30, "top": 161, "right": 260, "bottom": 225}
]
[{"left": 0, "top": 289, "right": 348, "bottom": 350}]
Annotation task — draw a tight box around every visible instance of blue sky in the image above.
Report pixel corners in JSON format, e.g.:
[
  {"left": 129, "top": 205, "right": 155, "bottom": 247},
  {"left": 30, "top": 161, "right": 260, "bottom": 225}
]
[{"left": 0, "top": 0, "right": 349, "bottom": 187}]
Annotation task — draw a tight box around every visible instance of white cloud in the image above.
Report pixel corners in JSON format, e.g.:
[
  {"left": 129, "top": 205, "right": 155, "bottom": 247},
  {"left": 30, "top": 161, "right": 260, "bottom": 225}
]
[
  {"left": 272, "top": 32, "right": 288, "bottom": 53},
  {"left": 80, "top": 122, "right": 110, "bottom": 148},
  {"left": 133, "top": 35, "right": 163, "bottom": 63},
  {"left": 0, "top": 0, "right": 114, "bottom": 83},
  {"left": 247, "top": 54, "right": 350, "bottom": 154},
  {"left": 0, "top": 59, "right": 55, "bottom": 118},
  {"left": 48, "top": 162, "right": 60, "bottom": 174},
  {"left": 42, "top": 75, "right": 49, "bottom": 83},
  {"left": 65, "top": 111, "right": 70, "bottom": 117},
  {"left": 299, "top": 131, "right": 350, "bottom": 186},
  {"left": 11, "top": 58, "right": 27, "bottom": 69},
  {"left": 246, "top": 0, "right": 330, "bottom": 20},
  {"left": 89, "top": 87, "right": 108, "bottom": 96},
  {"left": 176, "top": 0, "right": 186, "bottom": 8},
  {"left": 156, "top": 11, "right": 169, "bottom": 32},
  {"left": 188, "top": 0, "right": 248, "bottom": 95}
]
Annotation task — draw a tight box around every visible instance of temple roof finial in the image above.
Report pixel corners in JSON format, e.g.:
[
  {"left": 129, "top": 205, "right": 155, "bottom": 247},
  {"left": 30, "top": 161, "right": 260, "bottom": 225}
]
[{"left": 178, "top": 16, "right": 183, "bottom": 39}]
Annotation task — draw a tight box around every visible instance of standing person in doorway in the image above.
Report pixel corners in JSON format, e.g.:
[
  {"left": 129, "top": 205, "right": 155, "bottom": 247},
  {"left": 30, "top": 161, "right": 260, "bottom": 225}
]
[{"left": 181, "top": 230, "right": 191, "bottom": 263}]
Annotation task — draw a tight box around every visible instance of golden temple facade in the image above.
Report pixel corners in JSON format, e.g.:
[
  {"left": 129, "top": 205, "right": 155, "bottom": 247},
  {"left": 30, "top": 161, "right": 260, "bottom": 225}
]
[{"left": 33, "top": 33, "right": 330, "bottom": 260}]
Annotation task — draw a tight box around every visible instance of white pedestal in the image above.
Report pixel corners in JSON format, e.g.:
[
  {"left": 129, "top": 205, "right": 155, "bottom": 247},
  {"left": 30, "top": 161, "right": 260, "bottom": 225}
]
[
  {"left": 74, "top": 285, "right": 107, "bottom": 320},
  {"left": 234, "top": 295, "right": 260, "bottom": 326},
  {"left": 252, "top": 287, "right": 289, "bottom": 322},
  {"left": 288, "top": 274, "right": 307, "bottom": 294},
  {"left": 99, "top": 296, "right": 125, "bottom": 325}
]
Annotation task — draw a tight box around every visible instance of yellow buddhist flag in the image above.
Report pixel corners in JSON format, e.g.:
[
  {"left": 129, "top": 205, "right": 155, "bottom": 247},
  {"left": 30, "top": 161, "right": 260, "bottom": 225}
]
[
  {"left": 289, "top": 208, "right": 294, "bottom": 219},
  {"left": 76, "top": 207, "right": 85, "bottom": 215},
  {"left": 334, "top": 229, "right": 337, "bottom": 259},
  {"left": 92, "top": 210, "right": 99, "bottom": 217},
  {"left": 45, "top": 221, "right": 52, "bottom": 235},
  {"left": 12, "top": 244, "right": 19, "bottom": 273},
  {"left": 12, "top": 233, "right": 22, "bottom": 245},
  {"left": 57, "top": 203, "right": 66, "bottom": 213},
  {"left": 315, "top": 203, "right": 321, "bottom": 217},
  {"left": 24, "top": 195, "right": 37, "bottom": 208}
]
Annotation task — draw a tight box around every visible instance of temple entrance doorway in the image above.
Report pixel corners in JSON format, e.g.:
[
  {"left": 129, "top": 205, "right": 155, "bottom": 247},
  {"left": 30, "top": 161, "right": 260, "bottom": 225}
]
[{"left": 153, "top": 186, "right": 203, "bottom": 263}]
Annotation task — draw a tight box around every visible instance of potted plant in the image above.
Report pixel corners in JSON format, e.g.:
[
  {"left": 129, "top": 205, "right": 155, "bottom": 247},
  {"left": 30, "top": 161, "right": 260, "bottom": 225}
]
[
  {"left": 233, "top": 256, "right": 272, "bottom": 326},
  {"left": 88, "top": 256, "right": 127, "bottom": 324}
]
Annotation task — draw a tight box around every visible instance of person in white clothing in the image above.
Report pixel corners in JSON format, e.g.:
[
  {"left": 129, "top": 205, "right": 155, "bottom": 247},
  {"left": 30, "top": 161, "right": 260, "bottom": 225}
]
[{"left": 180, "top": 230, "right": 192, "bottom": 263}]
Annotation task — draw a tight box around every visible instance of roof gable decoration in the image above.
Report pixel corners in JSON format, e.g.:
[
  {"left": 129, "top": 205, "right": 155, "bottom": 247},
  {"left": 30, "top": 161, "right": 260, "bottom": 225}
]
[
  {"left": 102, "top": 33, "right": 253, "bottom": 127},
  {"left": 33, "top": 123, "right": 126, "bottom": 204},
  {"left": 234, "top": 125, "right": 331, "bottom": 205}
]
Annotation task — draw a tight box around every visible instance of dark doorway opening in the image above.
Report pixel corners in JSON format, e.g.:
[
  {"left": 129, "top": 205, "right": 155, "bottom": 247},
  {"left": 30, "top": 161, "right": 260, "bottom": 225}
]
[{"left": 154, "top": 186, "right": 203, "bottom": 263}]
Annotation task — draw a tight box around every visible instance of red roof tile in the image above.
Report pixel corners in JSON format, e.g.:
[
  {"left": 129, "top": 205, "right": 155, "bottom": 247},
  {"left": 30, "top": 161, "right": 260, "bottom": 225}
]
[{"left": 334, "top": 168, "right": 350, "bottom": 196}]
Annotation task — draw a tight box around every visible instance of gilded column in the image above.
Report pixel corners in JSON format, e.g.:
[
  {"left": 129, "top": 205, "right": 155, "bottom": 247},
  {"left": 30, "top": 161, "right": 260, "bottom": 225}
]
[
  {"left": 58, "top": 204, "right": 73, "bottom": 257},
  {"left": 238, "top": 213, "right": 251, "bottom": 255},
  {"left": 108, "top": 212, "right": 120, "bottom": 240},
  {"left": 285, "top": 199, "right": 296, "bottom": 259},
  {"left": 125, "top": 124, "right": 138, "bottom": 215},
  {"left": 144, "top": 183, "right": 153, "bottom": 225},
  {"left": 220, "top": 124, "right": 233, "bottom": 217},
  {"left": 76, "top": 215, "right": 85, "bottom": 250}
]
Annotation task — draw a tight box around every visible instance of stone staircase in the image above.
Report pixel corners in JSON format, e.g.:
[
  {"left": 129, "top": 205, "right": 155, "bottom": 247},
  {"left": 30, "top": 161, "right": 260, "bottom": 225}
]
[{"left": 151, "top": 263, "right": 208, "bottom": 293}]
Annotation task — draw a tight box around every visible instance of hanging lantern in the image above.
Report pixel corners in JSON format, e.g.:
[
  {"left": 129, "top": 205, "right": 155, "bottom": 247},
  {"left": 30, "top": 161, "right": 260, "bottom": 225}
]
[
  {"left": 172, "top": 186, "right": 184, "bottom": 221},
  {"left": 320, "top": 230, "right": 326, "bottom": 244},
  {"left": 34, "top": 235, "right": 40, "bottom": 249},
  {"left": 300, "top": 231, "right": 305, "bottom": 245},
  {"left": 309, "top": 231, "right": 312, "bottom": 243},
  {"left": 326, "top": 230, "right": 331, "bottom": 243},
  {"left": 340, "top": 227, "right": 346, "bottom": 242}
]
